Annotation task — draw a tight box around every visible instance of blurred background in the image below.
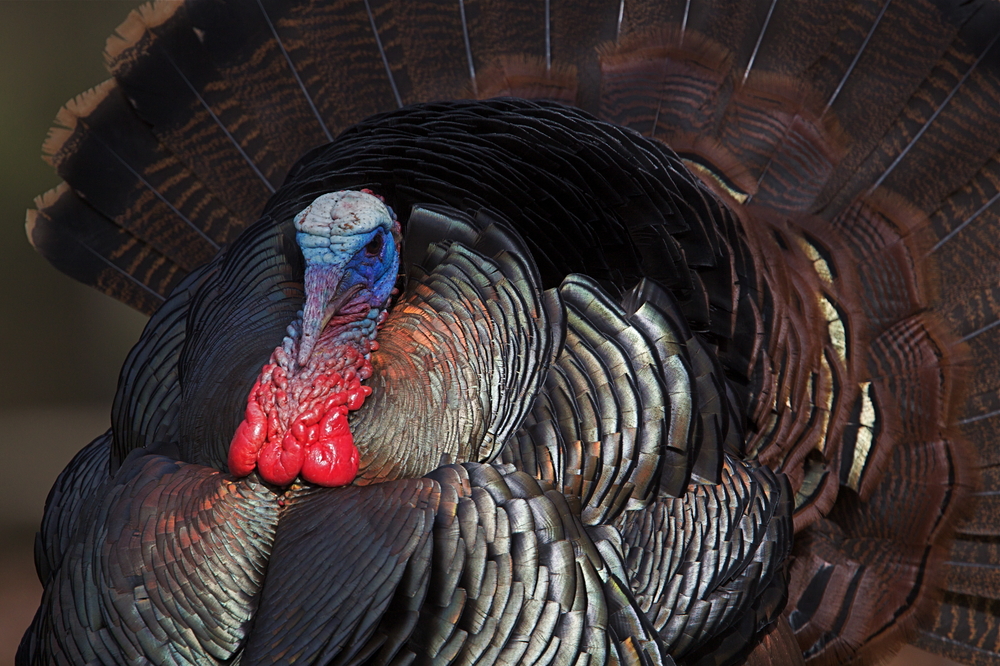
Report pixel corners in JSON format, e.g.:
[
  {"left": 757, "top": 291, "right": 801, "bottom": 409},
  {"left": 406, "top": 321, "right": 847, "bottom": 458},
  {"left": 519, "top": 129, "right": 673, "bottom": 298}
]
[
  {"left": 0, "top": 2, "right": 963, "bottom": 665},
  {"left": 0, "top": 1, "right": 147, "bottom": 661}
]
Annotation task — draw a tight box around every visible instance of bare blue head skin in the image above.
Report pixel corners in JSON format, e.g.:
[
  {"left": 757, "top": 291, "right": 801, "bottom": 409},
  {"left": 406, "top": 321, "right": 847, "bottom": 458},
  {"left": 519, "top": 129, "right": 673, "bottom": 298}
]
[{"left": 289, "top": 191, "right": 399, "bottom": 367}]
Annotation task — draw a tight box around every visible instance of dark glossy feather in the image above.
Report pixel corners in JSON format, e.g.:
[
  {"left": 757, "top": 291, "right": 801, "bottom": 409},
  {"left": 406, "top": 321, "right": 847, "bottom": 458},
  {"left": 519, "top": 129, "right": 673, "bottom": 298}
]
[{"left": 22, "top": 454, "right": 277, "bottom": 665}]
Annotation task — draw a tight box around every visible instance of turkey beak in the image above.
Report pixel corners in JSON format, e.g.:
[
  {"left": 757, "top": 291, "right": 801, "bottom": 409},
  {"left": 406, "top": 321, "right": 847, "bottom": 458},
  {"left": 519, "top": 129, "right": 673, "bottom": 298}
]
[{"left": 298, "top": 263, "right": 341, "bottom": 367}]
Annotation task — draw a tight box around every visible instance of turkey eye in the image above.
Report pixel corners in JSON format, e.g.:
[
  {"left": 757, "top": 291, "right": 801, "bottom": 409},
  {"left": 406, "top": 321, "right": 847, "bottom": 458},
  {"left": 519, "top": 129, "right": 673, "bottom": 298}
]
[{"left": 365, "top": 233, "right": 383, "bottom": 256}]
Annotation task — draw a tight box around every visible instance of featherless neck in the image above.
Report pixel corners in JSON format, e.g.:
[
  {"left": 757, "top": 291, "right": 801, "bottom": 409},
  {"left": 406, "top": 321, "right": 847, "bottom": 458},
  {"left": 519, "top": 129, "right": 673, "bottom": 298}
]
[
  {"left": 228, "top": 189, "right": 398, "bottom": 488},
  {"left": 227, "top": 317, "right": 381, "bottom": 488}
]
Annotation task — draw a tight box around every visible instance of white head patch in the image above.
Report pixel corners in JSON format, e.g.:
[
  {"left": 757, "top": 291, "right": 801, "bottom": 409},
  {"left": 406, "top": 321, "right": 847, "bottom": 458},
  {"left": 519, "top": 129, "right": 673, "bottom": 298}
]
[{"left": 294, "top": 190, "right": 393, "bottom": 264}]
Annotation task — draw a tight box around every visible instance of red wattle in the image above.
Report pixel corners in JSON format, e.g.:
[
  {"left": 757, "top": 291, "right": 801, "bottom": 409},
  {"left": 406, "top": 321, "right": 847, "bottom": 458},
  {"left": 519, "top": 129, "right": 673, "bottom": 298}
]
[
  {"left": 228, "top": 382, "right": 267, "bottom": 477},
  {"left": 229, "top": 421, "right": 260, "bottom": 477},
  {"left": 228, "top": 346, "right": 374, "bottom": 488},
  {"left": 301, "top": 406, "right": 359, "bottom": 486},
  {"left": 258, "top": 434, "right": 304, "bottom": 486}
]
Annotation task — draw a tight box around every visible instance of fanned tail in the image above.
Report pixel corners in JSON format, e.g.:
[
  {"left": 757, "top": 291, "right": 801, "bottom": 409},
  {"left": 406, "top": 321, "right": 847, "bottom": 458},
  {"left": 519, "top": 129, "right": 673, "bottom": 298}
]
[{"left": 595, "top": 1, "right": 999, "bottom": 663}]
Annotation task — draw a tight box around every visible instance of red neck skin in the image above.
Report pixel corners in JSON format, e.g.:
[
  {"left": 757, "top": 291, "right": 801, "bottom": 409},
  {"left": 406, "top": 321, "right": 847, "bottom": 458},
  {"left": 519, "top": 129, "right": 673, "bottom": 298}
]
[{"left": 228, "top": 312, "right": 380, "bottom": 487}]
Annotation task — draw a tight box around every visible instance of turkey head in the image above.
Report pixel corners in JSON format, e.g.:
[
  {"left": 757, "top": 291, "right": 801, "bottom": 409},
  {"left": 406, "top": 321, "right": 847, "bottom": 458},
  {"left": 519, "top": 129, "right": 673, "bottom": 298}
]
[
  {"left": 228, "top": 190, "right": 400, "bottom": 487},
  {"left": 106, "top": 188, "right": 405, "bottom": 484}
]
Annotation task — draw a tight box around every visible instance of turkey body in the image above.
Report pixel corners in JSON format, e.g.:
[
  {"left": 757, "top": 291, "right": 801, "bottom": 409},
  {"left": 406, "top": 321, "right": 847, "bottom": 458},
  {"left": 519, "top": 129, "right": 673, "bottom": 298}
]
[{"left": 17, "top": 1, "right": 1000, "bottom": 666}]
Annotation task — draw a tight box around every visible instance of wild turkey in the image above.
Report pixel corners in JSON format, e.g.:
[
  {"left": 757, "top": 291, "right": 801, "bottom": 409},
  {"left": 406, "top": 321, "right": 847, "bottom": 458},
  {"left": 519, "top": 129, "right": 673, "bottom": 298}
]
[{"left": 16, "top": 0, "right": 1000, "bottom": 664}]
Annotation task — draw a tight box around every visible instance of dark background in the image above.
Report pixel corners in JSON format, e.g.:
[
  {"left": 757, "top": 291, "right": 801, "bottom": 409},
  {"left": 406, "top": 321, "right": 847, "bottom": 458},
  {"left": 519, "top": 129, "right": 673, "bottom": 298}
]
[
  {"left": 0, "top": 1, "right": 147, "bottom": 659},
  {"left": 0, "top": 2, "right": 957, "bottom": 665}
]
